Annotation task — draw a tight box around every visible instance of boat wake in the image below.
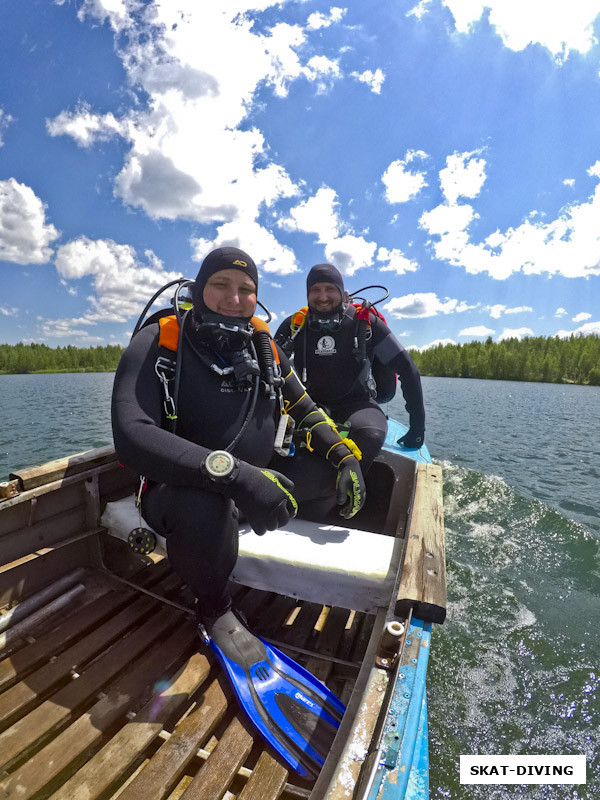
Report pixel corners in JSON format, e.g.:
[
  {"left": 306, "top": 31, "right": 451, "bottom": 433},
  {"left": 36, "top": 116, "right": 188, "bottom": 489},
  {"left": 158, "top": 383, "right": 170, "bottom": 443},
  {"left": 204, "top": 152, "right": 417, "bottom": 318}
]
[{"left": 428, "top": 461, "right": 599, "bottom": 800}]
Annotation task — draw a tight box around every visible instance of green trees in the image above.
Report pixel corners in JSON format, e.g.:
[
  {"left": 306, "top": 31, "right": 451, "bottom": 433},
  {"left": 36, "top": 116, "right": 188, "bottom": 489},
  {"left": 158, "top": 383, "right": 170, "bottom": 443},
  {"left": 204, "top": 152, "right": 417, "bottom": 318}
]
[
  {"left": 0, "top": 343, "right": 125, "bottom": 374},
  {"left": 410, "top": 334, "right": 600, "bottom": 386}
]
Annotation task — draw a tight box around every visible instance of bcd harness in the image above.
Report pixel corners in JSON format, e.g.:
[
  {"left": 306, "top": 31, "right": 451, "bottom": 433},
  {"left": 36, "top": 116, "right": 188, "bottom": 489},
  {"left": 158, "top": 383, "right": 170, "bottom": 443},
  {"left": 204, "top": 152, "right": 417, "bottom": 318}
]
[
  {"left": 155, "top": 312, "right": 282, "bottom": 426},
  {"left": 282, "top": 303, "right": 398, "bottom": 404},
  {"left": 154, "top": 313, "right": 362, "bottom": 464}
]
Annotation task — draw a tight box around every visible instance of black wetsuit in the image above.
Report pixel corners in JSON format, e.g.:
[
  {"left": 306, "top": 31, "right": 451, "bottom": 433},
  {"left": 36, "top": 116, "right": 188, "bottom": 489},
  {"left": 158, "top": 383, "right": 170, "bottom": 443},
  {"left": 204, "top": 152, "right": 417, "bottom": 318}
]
[
  {"left": 111, "top": 319, "right": 352, "bottom": 617},
  {"left": 275, "top": 305, "right": 425, "bottom": 470}
]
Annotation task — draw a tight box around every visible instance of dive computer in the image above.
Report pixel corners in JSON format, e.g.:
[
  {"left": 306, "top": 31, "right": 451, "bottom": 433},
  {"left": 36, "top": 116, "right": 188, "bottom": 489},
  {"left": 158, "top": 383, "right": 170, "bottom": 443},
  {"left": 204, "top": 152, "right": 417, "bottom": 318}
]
[{"left": 201, "top": 450, "right": 239, "bottom": 484}]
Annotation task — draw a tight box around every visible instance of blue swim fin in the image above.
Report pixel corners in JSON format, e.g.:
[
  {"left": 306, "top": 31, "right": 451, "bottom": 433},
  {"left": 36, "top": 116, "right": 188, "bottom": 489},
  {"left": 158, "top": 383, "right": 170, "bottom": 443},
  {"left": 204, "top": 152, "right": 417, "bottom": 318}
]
[{"left": 203, "top": 610, "right": 345, "bottom": 778}]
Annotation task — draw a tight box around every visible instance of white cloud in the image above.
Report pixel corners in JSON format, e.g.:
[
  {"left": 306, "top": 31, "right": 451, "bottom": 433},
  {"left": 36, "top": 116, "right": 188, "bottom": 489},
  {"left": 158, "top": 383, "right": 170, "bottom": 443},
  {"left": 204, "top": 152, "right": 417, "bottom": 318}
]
[
  {"left": 420, "top": 160, "right": 600, "bottom": 279},
  {"left": 280, "top": 186, "right": 341, "bottom": 243},
  {"left": 307, "top": 7, "right": 346, "bottom": 30},
  {"left": 376, "top": 246, "right": 419, "bottom": 274},
  {"left": 572, "top": 311, "right": 592, "bottom": 322},
  {"left": 410, "top": 337, "right": 457, "bottom": 351},
  {"left": 555, "top": 307, "right": 567, "bottom": 317},
  {"left": 38, "top": 317, "right": 107, "bottom": 343},
  {"left": 1, "top": 306, "right": 18, "bottom": 316},
  {"left": 383, "top": 292, "right": 475, "bottom": 318},
  {"left": 459, "top": 326, "right": 495, "bottom": 337},
  {"left": 192, "top": 219, "right": 298, "bottom": 275},
  {"left": 497, "top": 327, "right": 534, "bottom": 342},
  {"left": 555, "top": 320, "right": 600, "bottom": 338},
  {"left": 563, "top": 178, "right": 575, "bottom": 187},
  {"left": 303, "top": 56, "right": 342, "bottom": 94},
  {"left": 324, "top": 234, "right": 377, "bottom": 276},
  {"left": 46, "top": 104, "right": 124, "bottom": 147},
  {"left": 54, "top": 237, "right": 180, "bottom": 322},
  {"left": 440, "top": 150, "right": 486, "bottom": 205},
  {"left": 351, "top": 68, "right": 385, "bottom": 94},
  {"left": 407, "top": 1, "right": 432, "bottom": 21},
  {"left": 280, "top": 186, "right": 377, "bottom": 275},
  {"left": 418, "top": 1, "right": 600, "bottom": 63},
  {"left": 382, "top": 150, "right": 428, "bottom": 204},
  {"left": 0, "top": 109, "right": 13, "bottom": 146},
  {"left": 486, "top": 304, "right": 533, "bottom": 318},
  {"left": 47, "top": 2, "right": 347, "bottom": 253},
  {"left": 0, "top": 179, "right": 60, "bottom": 265}
]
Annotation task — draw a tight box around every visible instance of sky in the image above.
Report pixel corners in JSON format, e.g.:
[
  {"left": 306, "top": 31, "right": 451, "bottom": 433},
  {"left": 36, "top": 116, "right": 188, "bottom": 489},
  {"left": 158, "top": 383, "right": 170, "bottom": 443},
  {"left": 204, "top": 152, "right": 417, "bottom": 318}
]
[{"left": 1, "top": 0, "right": 600, "bottom": 350}]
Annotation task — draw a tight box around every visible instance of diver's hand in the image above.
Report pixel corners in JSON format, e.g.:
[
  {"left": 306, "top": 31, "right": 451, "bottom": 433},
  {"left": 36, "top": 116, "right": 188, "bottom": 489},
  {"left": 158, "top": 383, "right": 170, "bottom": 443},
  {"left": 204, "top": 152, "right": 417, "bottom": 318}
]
[
  {"left": 336, "top": 457, "right": 366, "bottom": 519},
  {"left": 398, "top": 428, "right": 424, "bottom": 449},
  {"left": 227, "top": 462, "right": 297, "bottom": 535}
]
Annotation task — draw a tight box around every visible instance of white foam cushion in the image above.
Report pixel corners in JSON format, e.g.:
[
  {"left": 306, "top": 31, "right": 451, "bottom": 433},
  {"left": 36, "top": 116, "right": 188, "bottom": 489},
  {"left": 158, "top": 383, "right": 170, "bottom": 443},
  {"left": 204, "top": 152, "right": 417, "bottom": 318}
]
[{"left": 101, "top": 496, "right": 396, "bottom": 612}]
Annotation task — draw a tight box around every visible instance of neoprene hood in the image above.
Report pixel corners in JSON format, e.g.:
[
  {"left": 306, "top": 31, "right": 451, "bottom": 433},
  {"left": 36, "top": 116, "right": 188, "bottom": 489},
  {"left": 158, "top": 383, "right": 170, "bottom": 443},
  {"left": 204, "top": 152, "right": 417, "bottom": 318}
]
[
  {"left": 306, "top": 263, "right": 345, "bottom": 304},
  {"left": 192, "top": 247, "right": 258, "bottom": 318}
]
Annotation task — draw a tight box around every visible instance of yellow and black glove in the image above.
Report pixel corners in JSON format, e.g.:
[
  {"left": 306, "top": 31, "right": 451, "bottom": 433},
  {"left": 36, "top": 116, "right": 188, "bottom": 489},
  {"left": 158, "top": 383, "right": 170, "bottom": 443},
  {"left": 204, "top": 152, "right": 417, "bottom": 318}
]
[
  {"left": 227, "top": 462, "right": 298, "bottom": 535},
  {"left": 335, "top": 456, "right": 366, "bottom": 519}
]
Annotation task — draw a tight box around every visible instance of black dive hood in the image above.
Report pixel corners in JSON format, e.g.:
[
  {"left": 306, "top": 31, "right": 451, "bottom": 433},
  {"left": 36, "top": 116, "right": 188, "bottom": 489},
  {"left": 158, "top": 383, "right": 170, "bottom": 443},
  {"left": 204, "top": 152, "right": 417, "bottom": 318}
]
[{"left": 306, "top": 262, "right": 346, "bottom": 331}]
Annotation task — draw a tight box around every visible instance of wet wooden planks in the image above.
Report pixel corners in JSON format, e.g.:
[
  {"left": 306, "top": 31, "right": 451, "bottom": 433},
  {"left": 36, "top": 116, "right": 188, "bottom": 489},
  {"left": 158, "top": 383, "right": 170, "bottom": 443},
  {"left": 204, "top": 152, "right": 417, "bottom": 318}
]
[{"left": 0, "top": 564, "right": 368, "bottom": 800}]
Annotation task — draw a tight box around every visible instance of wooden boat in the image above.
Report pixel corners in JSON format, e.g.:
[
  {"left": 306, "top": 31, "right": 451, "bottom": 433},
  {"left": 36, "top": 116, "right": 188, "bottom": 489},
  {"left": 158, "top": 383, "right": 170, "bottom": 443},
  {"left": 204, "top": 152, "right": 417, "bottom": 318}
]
[{"left": 0, "top": 418, "right": 445, "bottom": 800}]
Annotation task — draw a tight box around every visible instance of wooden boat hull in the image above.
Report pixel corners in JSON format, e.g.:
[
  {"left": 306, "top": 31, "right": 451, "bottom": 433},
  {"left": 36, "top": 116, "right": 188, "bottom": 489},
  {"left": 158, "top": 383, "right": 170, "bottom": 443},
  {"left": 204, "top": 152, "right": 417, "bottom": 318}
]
[{"left": 0, "top": 421, "right": 445, "bottom": 799}]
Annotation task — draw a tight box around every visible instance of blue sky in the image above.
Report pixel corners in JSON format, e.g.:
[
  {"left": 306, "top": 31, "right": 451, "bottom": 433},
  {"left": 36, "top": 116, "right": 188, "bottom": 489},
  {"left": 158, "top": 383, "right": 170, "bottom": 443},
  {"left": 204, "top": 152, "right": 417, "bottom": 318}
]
[{"left": 1, "top": 0, "right": 600, "bottom": 350}]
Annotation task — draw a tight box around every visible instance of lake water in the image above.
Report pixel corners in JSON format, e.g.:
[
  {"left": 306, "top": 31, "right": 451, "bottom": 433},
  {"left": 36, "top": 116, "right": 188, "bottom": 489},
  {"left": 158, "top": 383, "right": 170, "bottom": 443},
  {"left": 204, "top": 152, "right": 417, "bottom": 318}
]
[{"left": 1, "top": 373, "right": 599, "bottom": 798}]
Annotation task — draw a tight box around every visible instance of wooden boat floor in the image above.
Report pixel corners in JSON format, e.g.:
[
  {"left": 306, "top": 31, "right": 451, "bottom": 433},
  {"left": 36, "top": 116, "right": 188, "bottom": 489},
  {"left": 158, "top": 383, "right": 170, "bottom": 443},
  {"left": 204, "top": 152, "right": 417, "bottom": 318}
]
[{"left": 0, "top": 559, "right": 369, "bottom": 800}]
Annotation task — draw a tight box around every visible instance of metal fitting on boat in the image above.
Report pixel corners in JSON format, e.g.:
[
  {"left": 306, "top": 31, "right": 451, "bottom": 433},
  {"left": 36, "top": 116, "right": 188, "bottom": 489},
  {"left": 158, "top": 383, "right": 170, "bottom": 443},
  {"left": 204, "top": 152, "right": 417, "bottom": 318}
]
[{"left": 376, "top": 619, "right": 406, "bottom": 669}]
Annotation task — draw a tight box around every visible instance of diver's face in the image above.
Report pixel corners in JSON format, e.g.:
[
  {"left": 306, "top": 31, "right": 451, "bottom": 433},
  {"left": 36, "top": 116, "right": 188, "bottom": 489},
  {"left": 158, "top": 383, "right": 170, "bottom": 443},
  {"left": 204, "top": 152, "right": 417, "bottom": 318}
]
[
  {"left": 203, "top": 269, "right": 257, "bottom": 317},
  {"left": 307, "top": 282, "right": 342, "bottom": 313}
]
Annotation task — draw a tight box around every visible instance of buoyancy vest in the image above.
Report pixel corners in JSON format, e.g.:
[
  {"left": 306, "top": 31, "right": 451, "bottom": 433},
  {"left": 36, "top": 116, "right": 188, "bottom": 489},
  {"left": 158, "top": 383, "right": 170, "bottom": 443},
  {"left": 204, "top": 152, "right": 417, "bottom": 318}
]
[
  {"left": 154, "top": 314, "right": 281, "bottom": 434},
  {"left": 158, "top": 314, "right": 279, "bottom": 363},
  {"left": 286, "top": 304, "right": 397, "bottom": 404}
]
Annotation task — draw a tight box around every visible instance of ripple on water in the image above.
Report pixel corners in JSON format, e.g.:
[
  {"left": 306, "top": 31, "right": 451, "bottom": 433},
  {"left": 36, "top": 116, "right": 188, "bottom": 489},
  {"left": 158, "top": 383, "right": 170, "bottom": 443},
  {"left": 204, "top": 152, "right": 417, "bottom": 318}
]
[{"left": 429, "top": 460, "right": 600, "bottom": 800}]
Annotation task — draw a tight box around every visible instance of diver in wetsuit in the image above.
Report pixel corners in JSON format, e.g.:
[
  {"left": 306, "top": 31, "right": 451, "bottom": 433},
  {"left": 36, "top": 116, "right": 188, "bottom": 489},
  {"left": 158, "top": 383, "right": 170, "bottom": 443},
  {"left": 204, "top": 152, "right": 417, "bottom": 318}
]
[
  {"left": 275, "top": 263, "right": 426, "bottom": 472},
  {"left": 111, "top": 247, "right": 366, "bottom": 627}
]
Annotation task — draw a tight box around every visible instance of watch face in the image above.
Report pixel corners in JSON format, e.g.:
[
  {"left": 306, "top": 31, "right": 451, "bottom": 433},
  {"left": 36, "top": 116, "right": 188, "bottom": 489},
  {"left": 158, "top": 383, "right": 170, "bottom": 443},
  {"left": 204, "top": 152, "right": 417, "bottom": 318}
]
[{"left": 206, "top": 450, "right": 234, "bottom": 478}]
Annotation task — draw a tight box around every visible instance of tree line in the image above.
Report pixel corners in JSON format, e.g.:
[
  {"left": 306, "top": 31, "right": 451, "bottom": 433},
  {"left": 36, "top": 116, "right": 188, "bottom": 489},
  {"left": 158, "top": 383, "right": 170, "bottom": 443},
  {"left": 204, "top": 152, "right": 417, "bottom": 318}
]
[
  {"left": 409, "top": 334, "right": 600, "bottom": 386},
  {"left": 0, "top": 342, "right": 125, "bottom": 374},
  {"left": 1, "top": 334, "right": 599, "bottom": 385}
]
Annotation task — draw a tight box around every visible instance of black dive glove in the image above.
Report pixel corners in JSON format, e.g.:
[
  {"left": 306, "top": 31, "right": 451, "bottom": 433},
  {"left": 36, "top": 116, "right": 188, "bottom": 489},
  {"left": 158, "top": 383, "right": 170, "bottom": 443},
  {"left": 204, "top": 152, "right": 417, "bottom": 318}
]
[
  {"left": 227, "top": 462, "right": 298, "bottom": 536},
  {"left": 336, "top": 457, "right": 366, "bottom": 519},
  {"left": 398, "top": 428, "right": 424, "bottom": 449}
]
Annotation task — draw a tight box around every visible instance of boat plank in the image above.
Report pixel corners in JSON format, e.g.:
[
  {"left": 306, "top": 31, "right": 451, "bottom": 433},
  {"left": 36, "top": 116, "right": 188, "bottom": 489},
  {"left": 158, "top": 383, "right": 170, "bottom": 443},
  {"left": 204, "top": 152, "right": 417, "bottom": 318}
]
[
  {"left": 0, "top": 621, "right": 196, "bottom": 800},
  {"left": 116, "top": 675, "right": 230, "bottom": 800},
  {"left": 279, "top": 601, "right": 323, "bottom": 648},
  {"left": 46, "top": 652, "right": 211, "bottom": 800},
  {"left": 395, "top": 462, "right": 446, "bottom": 624},
  {"left": 305, "top": 606, "right": 349, "bottom": 683},
  {"left": 0, "top": 589, "right": 142, "bottom": 700},
  {"left": 237, "top": 751, "right": 288, "bottom": 800},
  {"left": 0, "top": 588, "right": 180, "bottom": 731},
  {"left": 178, "top": 716, "right": 253, "bottom": 800},
  {"left": 0, "top": 606, "right": 183, "bottom": 771},
  {"left": 251, "top": 594, "right": 297, "bottom": 638},
  {"left": 10, "top": 446, "right": 117, "bottom": 491}
]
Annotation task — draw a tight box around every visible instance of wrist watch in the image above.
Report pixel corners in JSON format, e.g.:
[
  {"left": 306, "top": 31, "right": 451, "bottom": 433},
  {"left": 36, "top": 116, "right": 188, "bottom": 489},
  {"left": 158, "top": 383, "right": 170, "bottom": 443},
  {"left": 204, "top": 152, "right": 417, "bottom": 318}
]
[{"left": 201, "top": 450, "right": 239, "bottom": 484}]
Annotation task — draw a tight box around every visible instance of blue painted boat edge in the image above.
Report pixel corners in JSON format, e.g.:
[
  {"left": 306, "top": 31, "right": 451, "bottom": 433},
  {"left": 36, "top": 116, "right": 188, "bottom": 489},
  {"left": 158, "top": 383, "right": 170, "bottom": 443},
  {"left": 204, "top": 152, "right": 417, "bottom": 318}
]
[
  {"left": 383, "top": 418, "right": 432, "bottom": 464},
  {"left": 367, "top": 619, "right": 432, "bottom": 800}
]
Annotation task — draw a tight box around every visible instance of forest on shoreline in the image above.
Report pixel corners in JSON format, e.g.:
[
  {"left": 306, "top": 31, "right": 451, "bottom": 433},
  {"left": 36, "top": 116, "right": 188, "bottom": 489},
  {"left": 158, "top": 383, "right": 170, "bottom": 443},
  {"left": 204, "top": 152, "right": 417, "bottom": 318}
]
[
  {"left": 0, "top": 342, "right": 125, "bottom": 374},
  {"left": 1, "top": 334, "right": 600, "bottom": 385},
  {"left": 409, "top": 333, "right": 600, "bottom": 385}
]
